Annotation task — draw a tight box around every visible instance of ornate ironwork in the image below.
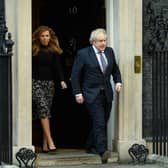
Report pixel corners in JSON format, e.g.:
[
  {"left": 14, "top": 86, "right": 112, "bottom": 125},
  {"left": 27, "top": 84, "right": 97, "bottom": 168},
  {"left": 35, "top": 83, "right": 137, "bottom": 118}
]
[
  {"left": 15, "top": 148, "right": 37, "bottom": 168},
  {"left": 128, "top": 143, "right": 149, "bottom": 164}
]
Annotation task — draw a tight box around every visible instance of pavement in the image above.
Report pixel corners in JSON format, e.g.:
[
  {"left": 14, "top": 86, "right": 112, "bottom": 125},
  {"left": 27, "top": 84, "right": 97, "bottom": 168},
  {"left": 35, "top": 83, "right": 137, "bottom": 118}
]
[
  {"left": 0, "top": 159, "right": 167, "bottom": 168},
  {"left": 37, "top": 162, "right": 167, "bottom": 168}
]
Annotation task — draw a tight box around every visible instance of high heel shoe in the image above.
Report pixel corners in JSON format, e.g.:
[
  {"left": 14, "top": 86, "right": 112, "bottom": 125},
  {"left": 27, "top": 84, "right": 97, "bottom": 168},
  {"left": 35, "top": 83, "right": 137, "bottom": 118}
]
[
  {"left": 42, "top": 150, "right": 49, "bottom": 153},
  {"left": 48, "top": 148, "right": 57, "bottom": 154}
]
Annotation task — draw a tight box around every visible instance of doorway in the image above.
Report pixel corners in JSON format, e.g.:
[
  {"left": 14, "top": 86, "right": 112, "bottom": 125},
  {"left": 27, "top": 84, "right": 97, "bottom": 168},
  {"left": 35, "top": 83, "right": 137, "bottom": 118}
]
[{"left": 32, "top": 0, "right": 106, "bottom": 149}]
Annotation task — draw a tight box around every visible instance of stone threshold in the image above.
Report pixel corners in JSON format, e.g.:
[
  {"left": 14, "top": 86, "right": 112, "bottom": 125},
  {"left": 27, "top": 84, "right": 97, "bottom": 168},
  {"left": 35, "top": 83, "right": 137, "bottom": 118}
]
[{"left": 35, "top": 148, "right": 118, "bottom": 167}]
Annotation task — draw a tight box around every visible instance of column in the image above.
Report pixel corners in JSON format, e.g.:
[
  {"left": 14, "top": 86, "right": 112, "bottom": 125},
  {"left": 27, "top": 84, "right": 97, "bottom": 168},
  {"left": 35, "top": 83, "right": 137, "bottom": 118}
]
[
  {"left": 6, "top": 0, "right": 33, "bottom": 164},
  {"left": 117, "top": 0, "right": 145, "bottom": 161},
  {"left": 106, "top": 0, "right": 119, "bottom": 151}
]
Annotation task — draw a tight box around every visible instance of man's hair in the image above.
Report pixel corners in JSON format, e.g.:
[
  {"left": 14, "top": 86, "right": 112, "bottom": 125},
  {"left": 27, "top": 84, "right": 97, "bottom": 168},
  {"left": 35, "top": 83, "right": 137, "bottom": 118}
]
[{"left": 89, "top": 28, "right": 107, "bottom": 44}]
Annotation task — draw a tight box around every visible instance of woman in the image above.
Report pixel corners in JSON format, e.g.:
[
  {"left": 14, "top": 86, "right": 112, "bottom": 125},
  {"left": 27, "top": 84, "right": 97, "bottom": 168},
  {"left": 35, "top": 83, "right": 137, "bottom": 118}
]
[{"left": 32, "top": 25, "right": 67, "bottom": 152}]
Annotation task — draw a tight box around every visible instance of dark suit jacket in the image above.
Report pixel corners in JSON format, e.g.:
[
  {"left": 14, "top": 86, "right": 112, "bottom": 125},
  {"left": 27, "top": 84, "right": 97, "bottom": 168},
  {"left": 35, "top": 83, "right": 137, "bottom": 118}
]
[{"left": 71, "top": 46, "right": 122, "bottom": 103}]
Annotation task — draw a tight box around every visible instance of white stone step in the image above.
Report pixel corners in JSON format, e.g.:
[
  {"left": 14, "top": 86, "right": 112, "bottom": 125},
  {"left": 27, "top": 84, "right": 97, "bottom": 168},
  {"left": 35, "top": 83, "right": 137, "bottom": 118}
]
[{"left": 35, "top": 149, "right": 118, "bottom": 167}]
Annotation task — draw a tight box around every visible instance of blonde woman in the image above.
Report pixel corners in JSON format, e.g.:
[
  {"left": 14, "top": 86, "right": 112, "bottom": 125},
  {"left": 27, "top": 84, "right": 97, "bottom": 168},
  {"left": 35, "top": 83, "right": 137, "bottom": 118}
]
[{"left": 32, "top": 26, "right": 67, "bottom": 153}]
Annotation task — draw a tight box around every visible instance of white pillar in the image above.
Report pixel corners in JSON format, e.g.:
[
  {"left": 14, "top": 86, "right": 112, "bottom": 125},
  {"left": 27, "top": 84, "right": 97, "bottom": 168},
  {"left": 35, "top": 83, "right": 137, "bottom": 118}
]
[
  {"left": 105, "top": 0, "right": 119, "bottom": 152},
  {"left": 117, "top": 0, "right": 145, "bottom": 161},
  {"left": 6, "top": 0, "right": 34, "bottom": 164}
]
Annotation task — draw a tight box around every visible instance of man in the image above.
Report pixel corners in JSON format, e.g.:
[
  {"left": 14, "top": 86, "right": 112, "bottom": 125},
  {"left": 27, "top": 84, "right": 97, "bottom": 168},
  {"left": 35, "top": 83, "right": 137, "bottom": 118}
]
[{"left": 71, "top": 28, "right": 122, "bottom": 163}]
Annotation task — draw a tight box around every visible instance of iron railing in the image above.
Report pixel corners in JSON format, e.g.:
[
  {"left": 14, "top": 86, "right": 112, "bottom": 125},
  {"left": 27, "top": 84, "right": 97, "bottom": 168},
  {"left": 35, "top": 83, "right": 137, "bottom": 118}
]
[
  {"left": 152, "top": 51, "right": 168, "bottom": 156},
  {"left": 0, "top": 0, "right": 14, "bottom": 164}
]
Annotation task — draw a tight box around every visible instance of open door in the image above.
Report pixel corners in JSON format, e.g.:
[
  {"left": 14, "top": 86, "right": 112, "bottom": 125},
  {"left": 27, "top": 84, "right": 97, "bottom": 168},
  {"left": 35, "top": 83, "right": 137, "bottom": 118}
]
[{"left": 32, "top": 0, "right": 106, "bottom": 149}]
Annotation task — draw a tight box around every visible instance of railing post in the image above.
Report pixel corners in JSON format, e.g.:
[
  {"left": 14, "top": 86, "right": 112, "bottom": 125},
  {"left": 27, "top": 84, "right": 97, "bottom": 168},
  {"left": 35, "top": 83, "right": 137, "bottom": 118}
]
[{"left": 0, "top": 0, "right": 14, "bottom": 165}]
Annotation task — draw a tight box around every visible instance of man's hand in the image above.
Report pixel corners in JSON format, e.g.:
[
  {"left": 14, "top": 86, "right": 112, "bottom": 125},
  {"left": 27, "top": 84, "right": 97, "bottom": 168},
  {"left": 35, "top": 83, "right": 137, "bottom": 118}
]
[{"left": 115, "top": 83, "right": 122, "bottom": 93}]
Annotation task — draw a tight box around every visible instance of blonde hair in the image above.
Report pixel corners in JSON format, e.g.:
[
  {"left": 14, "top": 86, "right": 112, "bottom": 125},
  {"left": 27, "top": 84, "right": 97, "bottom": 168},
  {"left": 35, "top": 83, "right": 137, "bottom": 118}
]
[
  {"left": 89, "top": 28, "right": 107, "bottom": 44},
  {"left": 32, "top": 25, "right": 63, "bottom": 56}
]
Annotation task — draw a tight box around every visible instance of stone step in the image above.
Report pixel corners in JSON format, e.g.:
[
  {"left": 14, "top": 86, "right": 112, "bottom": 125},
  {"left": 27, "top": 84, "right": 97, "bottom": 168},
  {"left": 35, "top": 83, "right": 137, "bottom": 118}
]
[{"left": 35, "top": 149, "right": 118, "bottom": 167}]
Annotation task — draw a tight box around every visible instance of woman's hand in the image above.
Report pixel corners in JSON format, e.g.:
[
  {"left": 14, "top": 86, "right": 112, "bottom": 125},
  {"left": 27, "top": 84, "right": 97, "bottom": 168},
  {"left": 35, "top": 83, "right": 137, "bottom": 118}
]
[{"left": 60, "top": 81, "right": 67, "bottom": 89}]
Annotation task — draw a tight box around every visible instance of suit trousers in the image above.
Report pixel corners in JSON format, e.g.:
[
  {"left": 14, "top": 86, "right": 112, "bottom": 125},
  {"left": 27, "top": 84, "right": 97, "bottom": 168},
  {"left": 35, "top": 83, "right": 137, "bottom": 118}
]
[{"left": 85, "top": 90, "right": 112, "bottom": 154}]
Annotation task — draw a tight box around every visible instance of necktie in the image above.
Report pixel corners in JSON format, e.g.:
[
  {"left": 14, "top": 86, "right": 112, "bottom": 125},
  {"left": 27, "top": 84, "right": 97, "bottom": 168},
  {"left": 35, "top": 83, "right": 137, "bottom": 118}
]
[{"left": 99, "top": 52, "right": 107, "bottom": 73}]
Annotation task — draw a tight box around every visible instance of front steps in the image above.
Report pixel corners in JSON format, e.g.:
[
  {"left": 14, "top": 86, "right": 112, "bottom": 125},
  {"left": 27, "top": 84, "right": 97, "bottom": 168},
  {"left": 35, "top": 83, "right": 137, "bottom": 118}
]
[{"left": 35, "top": 149, "right": 118, "bottom": 167}]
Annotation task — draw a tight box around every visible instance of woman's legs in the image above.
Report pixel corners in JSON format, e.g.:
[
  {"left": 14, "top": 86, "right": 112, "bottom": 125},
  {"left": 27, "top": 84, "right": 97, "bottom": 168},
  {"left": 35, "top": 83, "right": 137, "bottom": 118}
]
[
  {"left": 33, "top": 80, "right": 56, "bottom": 151},
  {"left": 40, "top": 117, "right": 56, "bottom": 151}
]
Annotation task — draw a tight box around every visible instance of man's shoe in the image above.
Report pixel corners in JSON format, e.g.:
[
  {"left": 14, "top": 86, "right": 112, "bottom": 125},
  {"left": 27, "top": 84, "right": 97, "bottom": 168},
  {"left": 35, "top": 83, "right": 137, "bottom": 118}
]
[
  {"left": 100, "top": 150, "right": 110, "bottom": 164},
  {"left": 86, "top": 148, "right": 97, "bottom": 154}
]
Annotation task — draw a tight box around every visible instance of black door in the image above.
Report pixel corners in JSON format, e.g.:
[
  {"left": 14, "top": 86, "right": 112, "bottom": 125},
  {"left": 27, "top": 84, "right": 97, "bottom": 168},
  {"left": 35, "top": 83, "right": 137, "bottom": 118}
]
[{"left": 32, "top": 0, "right": 106, "bottom": 148}]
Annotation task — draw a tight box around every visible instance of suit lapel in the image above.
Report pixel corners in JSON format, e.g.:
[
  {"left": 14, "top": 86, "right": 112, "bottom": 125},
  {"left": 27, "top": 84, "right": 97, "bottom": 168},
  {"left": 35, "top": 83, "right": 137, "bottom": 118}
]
[
  {"left": 89, "top": 47, "right": 100, "bottom": 66},
  {"left": 89, "top": 47, "right": 111, "bottom": 75},
  {"left": 104, "top": 49, "right": 111, "bottom": 64},
  {"left": 104, "top": 49, "right": 112, "bottom": 75}
]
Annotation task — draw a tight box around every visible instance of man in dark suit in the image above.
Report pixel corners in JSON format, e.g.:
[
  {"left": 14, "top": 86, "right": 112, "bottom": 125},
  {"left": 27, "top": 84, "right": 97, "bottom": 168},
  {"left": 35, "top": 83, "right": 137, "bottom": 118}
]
[{"left": 71, "top": 28, "right": 122, "bottom": 163}]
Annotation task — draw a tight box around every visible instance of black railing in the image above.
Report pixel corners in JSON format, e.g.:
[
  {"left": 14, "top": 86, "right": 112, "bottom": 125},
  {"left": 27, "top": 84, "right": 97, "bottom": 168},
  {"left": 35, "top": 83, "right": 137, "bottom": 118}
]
[
  {"left": 0, "top": 0, "right": 14, "bottom": 164},
  {"left": 152, "top": 51, "right": 168, "bottom": 156}
]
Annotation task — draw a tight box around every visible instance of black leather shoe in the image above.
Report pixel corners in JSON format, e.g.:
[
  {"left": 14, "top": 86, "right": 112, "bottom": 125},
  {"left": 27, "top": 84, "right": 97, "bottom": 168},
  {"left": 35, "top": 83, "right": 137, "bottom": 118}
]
[
  {"left": 100, "top": 150, "right": 110, "bottom": 164},
  {"left": 86, "top": 148, "right": 97, "bottom": 154}
]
